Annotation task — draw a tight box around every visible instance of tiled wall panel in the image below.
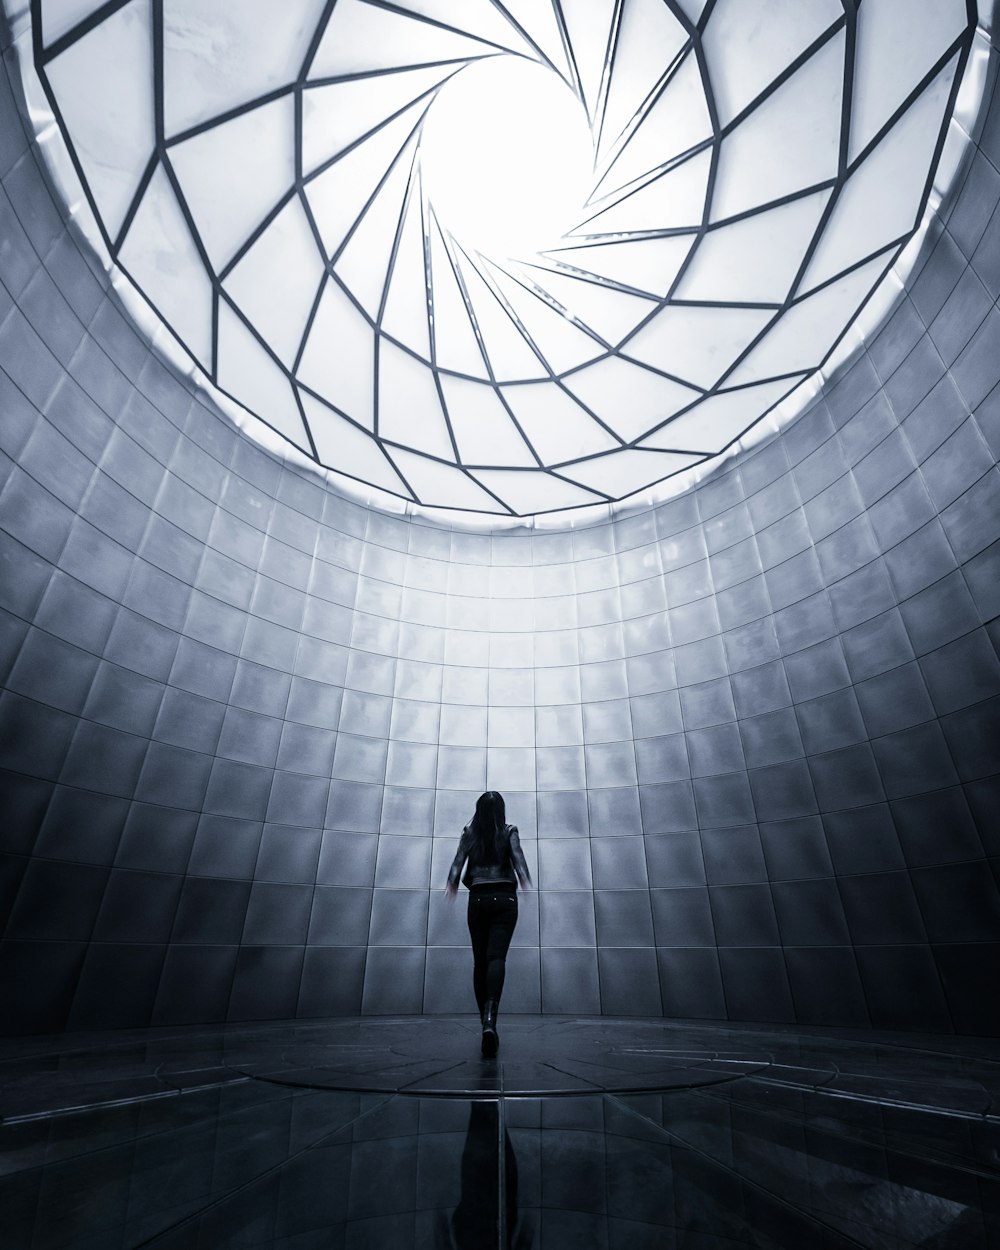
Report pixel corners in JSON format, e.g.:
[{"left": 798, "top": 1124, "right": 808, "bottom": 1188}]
[{"left": 0, "top": 19, "right": 998, "bottom": 1034}]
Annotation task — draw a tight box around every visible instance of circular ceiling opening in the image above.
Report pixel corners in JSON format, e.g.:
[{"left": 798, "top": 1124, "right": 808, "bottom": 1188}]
[{"left": 12, "top": 0, "right": 986, "bottom": 516}]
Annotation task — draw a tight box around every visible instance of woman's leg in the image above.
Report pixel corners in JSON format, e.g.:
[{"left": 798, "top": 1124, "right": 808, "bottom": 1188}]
[
  {"left": 467, "top": 895, "right": 490, "bottom": 1016},
  {"left": 484, "top": 894, "right": 518, "bottom": 1006}
]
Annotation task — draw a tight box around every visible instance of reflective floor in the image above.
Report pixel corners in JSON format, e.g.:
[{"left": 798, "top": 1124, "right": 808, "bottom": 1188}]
[{"left": 2, "top": 1016, "right": 998, "bottom": 1248}]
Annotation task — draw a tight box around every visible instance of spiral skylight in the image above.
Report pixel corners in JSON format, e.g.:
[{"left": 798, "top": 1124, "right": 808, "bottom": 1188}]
[{"left": 26, "top": 0, "right": 978, "bottom": 514}]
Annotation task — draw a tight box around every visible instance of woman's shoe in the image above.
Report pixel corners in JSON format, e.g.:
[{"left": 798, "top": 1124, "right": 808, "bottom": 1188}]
[{"left": 481, "top": 1000, "right": 499, "bottom": 1057}]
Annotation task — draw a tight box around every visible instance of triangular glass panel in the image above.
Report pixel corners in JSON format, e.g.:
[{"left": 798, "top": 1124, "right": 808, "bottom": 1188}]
[
  {"left": 675, "top": 188, "right": 831, "bottom": 304},
  {"left": 561, "top": 447, "right": 700, "bottom": 496},
  {"left": 702, "top": 0, "right": 842, "bottom": 128},
  {"left": 545, "top": 234, "right": 694, "bottom": 297},
  {"left": 850, "top": 0, "right": 968, "bottom": 163},
  {"left": 579, "top": 147, "right": 711, "bottom": 234},
  {"left": 485, "top": 262, "right": 607, "bottom": 374},
  {"left": 470, "top": 467, "right": 605, "bottom": 514},
  {"left": 216, "top": 299, "right": 310, "bottom": 451},
  {"left": 301, "top": 391, "right": 411, "bottom": 497},
  {"left": 163, "top": 0, "right": 327, "bottom": 137},
  {"left": 799, "top": 55, "right": 958, "bottom": 292},
  {"left": 497, "top": 0, "right": 574, "bottom": 80},
  {"left": 563, "top": 354, "right": 699, "bottom": 442},
  {"left": 727, "top": 250, "right": 894, "bottom": 385},
  {"left": 439, "top": 374, "right": 537, "bottom": 466},
  {"left": 381, "top": 181, "right": 432, "bottom": 362},
  {"left": 309, "top": 0, "right": 500, "bottom": 77},
  {"left": 558, "top": 0, "right": 617, "bottom": 122},
  {"left": 623, "top": 303, "right": 774, "bottom": 389},
  {"left": 45, "top": 0, "right": 154, "bottom": 242},
  {"left": 596, "top": 49, "right": 710, "bottom": 199},
  {"left": 301, "top": 67, "right": 451, "bottom": 177},
  {"left": 42, "top": 0, "right": 110, "bottom": 49},
  {"left": 501, "top": 380, "right": 620, "bottom": 463},
  {"left": 710, "top": 29, "right": 844, "bottom": 221},
  {"left": 429, "top": 223, "right": 489, "bottom": 378},
  {"left": 170, "top": 94, "right": 294, "bottom": 272},
  {"left": 386, "top": 446, "right": 504, "bottom": 510},
  {"left": 457, "top": 253, "right": 548, "bottom": 381},
  {"left": 378, "top": 339, "right": 455, "bottom": 460},
  {"left": 599, "top": 0, "right": 687, "bottom": 159},
  {"left": 224, "top": 195, "right": 323, "bottom": 368},
  {"left": 118, "top": 163, "right": 213, "bottom": 367},
  {"left": 640, "top": 376, "right": 801, "bottom": 452},
  {"left": 389, "top": 0, "right": 536, "bottom": 59},
  {"left": 514, "top": 262, "right": 656, "bottom": 346},
  {"left": 297, "top": 277, "right": 376, "bottom": 431},
  {"left": 335, "top": 136, "right": 417, "bottom": 320}
]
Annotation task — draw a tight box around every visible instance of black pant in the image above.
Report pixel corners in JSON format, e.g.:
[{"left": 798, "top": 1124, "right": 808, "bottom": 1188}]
[{"left": 467, "top": 886, "right": 518, "bottom": 1014}]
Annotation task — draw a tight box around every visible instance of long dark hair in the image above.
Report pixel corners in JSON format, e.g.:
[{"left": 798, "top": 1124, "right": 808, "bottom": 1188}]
[{"left": 468, "top": 791, "right": 507, "bottom": 863}]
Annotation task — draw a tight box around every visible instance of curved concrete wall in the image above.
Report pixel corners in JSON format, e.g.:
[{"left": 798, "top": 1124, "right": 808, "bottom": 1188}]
[{"left": 1, "top": 20, "right": 999, "bottom": 1035}]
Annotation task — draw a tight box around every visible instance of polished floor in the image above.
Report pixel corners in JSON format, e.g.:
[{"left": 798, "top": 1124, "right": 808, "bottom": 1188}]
[{"left": 1, "top": 1016, "right": 998, "bottom": 1249}]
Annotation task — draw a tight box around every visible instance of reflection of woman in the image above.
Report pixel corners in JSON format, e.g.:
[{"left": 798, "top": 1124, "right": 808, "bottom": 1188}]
[{"left": 445, "top": 791, "right": 531, "bottom": 1056}]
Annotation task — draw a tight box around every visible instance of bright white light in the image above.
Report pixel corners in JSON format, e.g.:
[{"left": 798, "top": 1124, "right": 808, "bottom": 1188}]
[{"left": 420, "top": 56, "right": 594, "bottom": 261}]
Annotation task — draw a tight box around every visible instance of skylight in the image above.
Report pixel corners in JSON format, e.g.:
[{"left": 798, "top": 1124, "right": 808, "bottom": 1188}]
[{"left": 18, "top": 0, "right": 982, "bottom": 515}]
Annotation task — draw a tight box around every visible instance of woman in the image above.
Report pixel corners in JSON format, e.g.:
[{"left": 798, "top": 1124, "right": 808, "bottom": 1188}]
[{"left": 445, "top": 791, "right": 531, "bottom": 1056}]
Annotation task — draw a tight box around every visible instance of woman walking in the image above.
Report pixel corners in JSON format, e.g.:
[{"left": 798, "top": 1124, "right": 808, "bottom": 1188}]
[{"left": 445, "top": 791, "right": 531, "bottom": 1056}]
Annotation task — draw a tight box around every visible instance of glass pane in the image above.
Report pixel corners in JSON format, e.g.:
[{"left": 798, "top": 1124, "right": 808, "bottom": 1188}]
[
  {"left": 563, "top": 354, "right": 699, "bottom": 442},
  {"left": 600, "top": 0, "right": 687, "bottom": 155},
  {"left": 390, "top": 0, "right": 534, "bottom": 58},
  {"left": 163, "top": 0, "right": 326, "bottom": 137},
  {"left": 470, "top": 468, "right": 604, "bottom": 514},
  {"left": 46, "top": 0, "right": 154, "bottom": 241},
  {"left": 516, "top": 262, "right": 656, "bottom": 345},
  {"left": 297, "top": 277, "right": 376, "bottom": 430},
  {"left": 501, "top": 381, "right": 619, "bottom": 463},
  {"left": 728, "top": 250, "right": 893, "bottom": 385},
  {"left": 457, "top": 254, "right": 548, "bottom": 382},
  {"left": 702, "top": 0, "right": 841, "bottom": 128},
  {"left": 378, "top": 339, "right": 455, "bottom": 460},
  {"left": 304, "top": 104, "right": 423, "bottom": 256},
  {"left": 224, "top": 195, "right": 323, "bottom": 368},
  {"left": 118, "top": 163, "right": 213, "bottom": 366},
  {"left": 710, "top": 30, "right": 844, "bottom": 222},
  {"left": 675, "top": 0, "right": 709, "bottom": 24},
  {"left": 800, "top": 57, "right": 958, "bottom": 291},
  {"left": 558, "top": 0, "right": 617, "bottom": 120},
  {"left": 439, "top": 374, "right": 536, "bottom": 466},
  {"left": 675, "top": 188, "right": 831, "bottom": 304},
  {"left": 381, "top": 184, "right": 431, "bottom": 362},
  {"left": 301, "top": 68, "right": 448, "bottom": 176},
  {"left": 641, "top": 376, "right": 801, "bottom": 451},
  {"left": 546, "top": 234, "right": 694, "bottom": 297},
  {"left": 42, "top": 0, "right": 108, "bottom": 48},
  {"left": 428, "top": 222, "right": 489, "bottom": 377},
  {"left": 850, "top": 0, "right": 967, "bottom": 162},
  {"left": 562, "top": 447, "right": 700, "bottom": 496},
  {"left": 486, "top": 263, "right": 605, "bottom": 374},
  {"left": 301, "top": 392, "right": 410, "bottom": 498},
  {"left": 582, "top": 147, "right": 711, "bottom": 234},
  {"left": 500, "top": 0, "right": 573, "bottom": 80},
  {"left": 309, "top": 0, "right": 498, "bottom": 77},
  {"left": 596, "top": 49, "right": 710, "bottom": 199},
  {"left": 335, "top": 138, "right": 416, "bottom": 320},
  {"left": 623, "top": 304, "right": 773, "bottom": 389},
  {"left": 387, "top": 447, "right": 501, "bottom": 510},
  {"left": 170, "top": 94, "right": 294, "bottom": 271},
  {"left": 216, "top": 300, "right": 309, "bottom": 450}
]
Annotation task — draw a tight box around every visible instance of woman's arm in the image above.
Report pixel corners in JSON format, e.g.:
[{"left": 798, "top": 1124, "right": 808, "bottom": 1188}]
[
  {"left": 445, "top": 827, "right": 471, "bottom": 897},
  {"left": 508, "top": 826, "right": 531, "bottom": 889}
]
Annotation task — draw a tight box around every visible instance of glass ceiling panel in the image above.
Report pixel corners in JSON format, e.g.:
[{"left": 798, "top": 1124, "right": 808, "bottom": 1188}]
[
  {"left": 170, "top": 95, "right": 294, "bottom": 271},
  {"left": 25, "top": 0, "right": 983, "bottom": 515},
  {"left": 44, "top": 0, "right": 153, "bottom": 243}
]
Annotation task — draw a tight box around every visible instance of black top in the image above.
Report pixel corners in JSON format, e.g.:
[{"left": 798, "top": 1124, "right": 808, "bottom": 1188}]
[{"left": 447, "top": 823, "right": 531, "bottom": 891}]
